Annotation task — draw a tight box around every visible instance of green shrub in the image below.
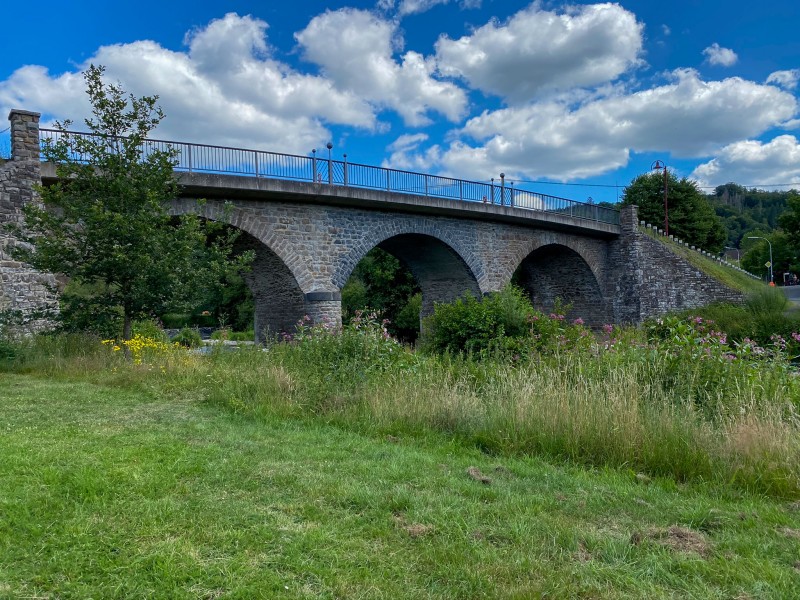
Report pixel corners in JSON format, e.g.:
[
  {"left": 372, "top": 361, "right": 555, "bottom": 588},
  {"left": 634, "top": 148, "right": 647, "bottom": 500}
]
[
  {"left": 683, "top": 288, "right": 800, "bottom": 348},
  {"left": 211, "top": 329, "right": 255, "bottom": 342},
  {"left": 161, "top": 313, "right": 191, "bottom": 329},
  {"left": 172, "top": 327, "right": 203, "bottom": 348},
  {"left": 745, "top": 286, "right": 788, "bottom": 314},
  {"left": 420, "top": 286, "right": 594, "bottom": 358},
  {"left": 393, "top": 292, "right": 422, "bottom": 343},
  {"left": 191, "top": 313, "right": 217, "bottom": 327},
  {"left": 131, "top": 319, "right": 168, "bottom": 342},
  {"left": 420, "top": 286, "right": 535, "bottom": 355}
]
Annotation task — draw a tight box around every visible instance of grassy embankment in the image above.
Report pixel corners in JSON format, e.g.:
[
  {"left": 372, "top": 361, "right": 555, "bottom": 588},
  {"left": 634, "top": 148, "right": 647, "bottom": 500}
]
[{"left": 641, "top": 226, "right": 764, "bottom": 295}]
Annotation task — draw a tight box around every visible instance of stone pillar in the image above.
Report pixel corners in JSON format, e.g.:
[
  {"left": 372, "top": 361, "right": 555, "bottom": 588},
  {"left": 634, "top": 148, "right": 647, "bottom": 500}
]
[
  {"left": 1, "top": 109, "right": 58, "bottom": 333},
  {"left": 303, "top": 292, "right": 342, "bottom": 329},
  {"left": 619, "top": 204, "right": 638, "bottom": 235},
  {"left": 3, "top": 111, "right": 42, "bottom": 226},
  {"left": 612, "top": 204, "right": 643, "bottom": 324},
  {"left": 9, "top": 110, "right": 41, "bottom": 162}
]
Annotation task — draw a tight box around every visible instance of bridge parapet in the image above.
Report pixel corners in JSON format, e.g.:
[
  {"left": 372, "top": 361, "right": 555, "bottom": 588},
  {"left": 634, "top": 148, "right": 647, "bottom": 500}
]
[{"left": 39, "top": 128, "right": 620, "bottom": 228}]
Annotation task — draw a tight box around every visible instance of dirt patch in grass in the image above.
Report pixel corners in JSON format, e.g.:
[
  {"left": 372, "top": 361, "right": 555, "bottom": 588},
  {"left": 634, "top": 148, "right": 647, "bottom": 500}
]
[
  {"left": 778, "top": 527, "right": 800, "bottom": 539},
  {"left": 575, "top": 540, "right": 592, "bottom": 563},
  {"left": 393, "top": 513, "right": 434, "bottom": 538},
  {"left": 631, "top": 526, "right": 711, "bottom": 557},
  {"left": 466, "top": 466, "right": 492, "bottom": 485}
]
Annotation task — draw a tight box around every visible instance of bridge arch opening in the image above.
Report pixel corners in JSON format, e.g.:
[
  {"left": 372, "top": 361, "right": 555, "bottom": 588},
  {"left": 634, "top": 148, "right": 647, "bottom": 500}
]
[
  {"left": 231, "top": 231, "right": 306, "bottom": 342},
  {"left": 340, "top": 233, "right": 481, "bottom": 342},
  {"left": 341, "top": 233, "right": 482, "bottom": 341},
  {"left": 512, "top": 244, "right": 608, "bottom": 326}
]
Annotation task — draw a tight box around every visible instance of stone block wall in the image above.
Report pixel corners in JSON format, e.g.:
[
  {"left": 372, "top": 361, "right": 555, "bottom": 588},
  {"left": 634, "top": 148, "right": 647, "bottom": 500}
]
[
  {"left": 611, "top": 204, "right": 742, "bottom": 323},
  {"left": 0, "top": 111, "right": 59, "bottom": 332}
]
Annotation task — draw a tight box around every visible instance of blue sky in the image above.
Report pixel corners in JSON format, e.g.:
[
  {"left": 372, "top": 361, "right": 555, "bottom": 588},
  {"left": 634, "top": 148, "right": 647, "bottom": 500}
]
[{"left": 2, "top": 0, "right": 799, "bottom": 204}]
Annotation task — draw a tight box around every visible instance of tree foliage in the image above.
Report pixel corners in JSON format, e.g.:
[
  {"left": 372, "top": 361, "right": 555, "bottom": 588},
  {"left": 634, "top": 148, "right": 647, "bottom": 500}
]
[
  {"left": 622, "top": 171, "right": 727, "bottom": 253},
  {"left": 15, "top": 65, "right": 249, "bottom": 339},
  {"left": 711, "top": 183, "right": 796, "bottom": 247},
  {"left": 341, "top": 248, "right": 421, "bottom": 342}
]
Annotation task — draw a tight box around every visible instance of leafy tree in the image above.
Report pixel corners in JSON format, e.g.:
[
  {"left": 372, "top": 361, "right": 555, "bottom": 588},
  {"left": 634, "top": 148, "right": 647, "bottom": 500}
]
[
  {"left": 778, "top": 193, "right": 800, "bottom": 243},
  {"left": 740, "top": 231, "right": 795, "bottom": 284},
  {"left": 777, "top": 193, "right": 800, "bottom": 279},
  {"left": 710, "top": 184, "right": 797, "bottom": 247},
  {"left": 14, "top": 65, "right": 249, "bottom": 340},
  {"left": 341, "top": 248, "right": 421, "bottom": 342},
  {"left": 622, "top": 171, "right": 727, "bottom": 253}
]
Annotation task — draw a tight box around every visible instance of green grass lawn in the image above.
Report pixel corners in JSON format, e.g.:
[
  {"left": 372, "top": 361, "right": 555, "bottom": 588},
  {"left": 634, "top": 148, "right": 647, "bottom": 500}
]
[{"left": 2, "top": 373, "right": 799, "bottom": 598}]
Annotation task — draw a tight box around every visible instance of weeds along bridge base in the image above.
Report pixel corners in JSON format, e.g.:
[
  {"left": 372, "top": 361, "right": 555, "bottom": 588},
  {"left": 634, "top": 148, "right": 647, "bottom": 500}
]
[{"left": 2, "top": 109, "right": 742, "bottom": 339}]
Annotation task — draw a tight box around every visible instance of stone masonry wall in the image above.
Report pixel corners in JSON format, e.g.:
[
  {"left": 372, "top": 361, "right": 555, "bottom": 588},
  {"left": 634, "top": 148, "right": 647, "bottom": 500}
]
[
  {"left": 0, "top": 111, "right": 59, "bottom": 332},
  {"left": 612, "top": 205, "right": 742, "bottom": 323},
  {"left": 174, "top": 197, "right": 616, "bottom": 335}
]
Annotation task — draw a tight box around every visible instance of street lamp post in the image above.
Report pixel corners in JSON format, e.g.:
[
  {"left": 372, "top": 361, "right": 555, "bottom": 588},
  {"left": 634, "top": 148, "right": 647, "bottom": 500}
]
[
  {"left": 747, "top": 236, "right": 773, "bottom": 284},
  {"left": 651, "top": 160, "right": 668, "bottom": 236}
]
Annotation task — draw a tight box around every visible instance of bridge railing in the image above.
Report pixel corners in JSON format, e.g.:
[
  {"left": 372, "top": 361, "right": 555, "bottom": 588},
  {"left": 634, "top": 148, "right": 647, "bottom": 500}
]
[{"left": 39, "top": 129, "right": 620, "bottom": 226}]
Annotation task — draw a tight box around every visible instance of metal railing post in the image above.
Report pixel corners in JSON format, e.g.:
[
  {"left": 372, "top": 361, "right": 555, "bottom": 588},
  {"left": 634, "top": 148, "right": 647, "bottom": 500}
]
[
  {"left": 312, "top": 149, "right": 317, "bottom": 183},
  {"left": 424, "top": 175, "right": 429, "bottom": 197},
  {"left": 254, "top": 150, "right": 259, "bottom": 177},
  {"left": 343, "top": 154, "right": 348, "bottom": 186},
  {"left": 490, "top": 178, "right": 495, "bottom": 204},
  {"left": 459, "top": 180, "right": 463, "bottom": 201},
  {"left": 510, "top": 182, "right": 514, "bottom": 207},
  {"left": 500, "top": 173, "right": 505, "bottom": 206},
  {"left": 187, "top": 144, "right": 193, "bottom": 173},
  {"left": 386, "top": 169, "right": 390, "bottom": 191}
]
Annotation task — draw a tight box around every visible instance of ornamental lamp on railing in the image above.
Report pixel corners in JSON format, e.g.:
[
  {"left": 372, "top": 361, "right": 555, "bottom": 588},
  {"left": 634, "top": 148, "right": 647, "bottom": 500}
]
[{"left": 651, "top": 159, "right": 668, "bottom": 236}]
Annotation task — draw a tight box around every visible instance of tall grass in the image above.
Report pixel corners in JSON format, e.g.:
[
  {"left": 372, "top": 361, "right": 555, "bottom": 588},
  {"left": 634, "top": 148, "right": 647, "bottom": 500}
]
[{"left": 4, "top": 315, "right": 800, "bottom": 498}]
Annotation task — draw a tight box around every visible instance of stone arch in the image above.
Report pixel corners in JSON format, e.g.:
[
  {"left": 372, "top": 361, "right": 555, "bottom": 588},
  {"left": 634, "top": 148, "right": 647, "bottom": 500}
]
[
  {"left": 513, "top": 240, "right": 610, "bottom": 326},
  {"left": 336, "top": 230, "right": 482, "bottom": 320},
  {"left": 172, "top": 200, "right": 316, "bottom": 292},
  {"left": 334, "top": 224, "right": 485, "bottom": 291},
  {"left": 171, "top": 199, "right": 313, "bottom": 341}
]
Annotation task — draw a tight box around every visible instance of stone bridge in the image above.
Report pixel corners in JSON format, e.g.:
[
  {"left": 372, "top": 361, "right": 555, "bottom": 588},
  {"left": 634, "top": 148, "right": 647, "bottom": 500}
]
[{"left": 1, "top": 110, "right": 742, "bottom": 339}]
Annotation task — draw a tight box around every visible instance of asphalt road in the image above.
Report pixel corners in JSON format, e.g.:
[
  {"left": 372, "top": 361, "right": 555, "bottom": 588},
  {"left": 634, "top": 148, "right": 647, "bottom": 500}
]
[{"left": 782, "top": 285, "right": 800, "bottom": 306}]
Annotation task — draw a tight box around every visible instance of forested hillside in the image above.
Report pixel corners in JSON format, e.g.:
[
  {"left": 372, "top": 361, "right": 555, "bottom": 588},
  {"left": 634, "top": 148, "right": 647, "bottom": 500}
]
[{"left": 710, "top": 183, "right": 797, "bottom": 247}]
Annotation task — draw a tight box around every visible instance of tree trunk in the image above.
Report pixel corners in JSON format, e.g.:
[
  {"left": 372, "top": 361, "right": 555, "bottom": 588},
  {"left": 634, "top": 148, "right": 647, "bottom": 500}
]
[{"left": 123, "top": 312, "right": 133, "bottom": 341}]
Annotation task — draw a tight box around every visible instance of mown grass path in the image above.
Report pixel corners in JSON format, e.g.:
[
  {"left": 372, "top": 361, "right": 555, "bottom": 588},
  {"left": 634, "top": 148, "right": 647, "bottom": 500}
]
[{"left": 2, "top": 374, "right": 799, "bottom": 598}]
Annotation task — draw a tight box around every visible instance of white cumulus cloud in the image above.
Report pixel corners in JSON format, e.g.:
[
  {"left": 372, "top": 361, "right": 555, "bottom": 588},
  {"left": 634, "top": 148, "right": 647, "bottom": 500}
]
[
  {"left": 702, "top": 43, "right": 738, "bottom": 67},
  {"left": 396, "top": 0, "right": 481, "bottom": 16},
  {"left": 382, "top": 133, "right": 444, "bottom": 171},
  {"left": 0, "top": 13, "right": 380, "bottom": 154},
  {"left": 767, "top": 69, "right": 800, "bottom": 90},
  {"left": 295, "top": 8, "right": 467, "bottom": 126},
  {"left": 392, "top": 69, "right": 798, "bottom": 181},
  {"left": 434, "top": 2, "right": 644, "bottom": 102},
  {"left": 691, "top": 136, "right": 800, "bottom": 188}
]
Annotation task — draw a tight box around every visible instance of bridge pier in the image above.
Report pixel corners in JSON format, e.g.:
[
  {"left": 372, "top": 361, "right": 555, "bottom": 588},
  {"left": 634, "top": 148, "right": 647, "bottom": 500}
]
[{"left": 303, "top": 292, "right": 342, "bottom": 329}]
